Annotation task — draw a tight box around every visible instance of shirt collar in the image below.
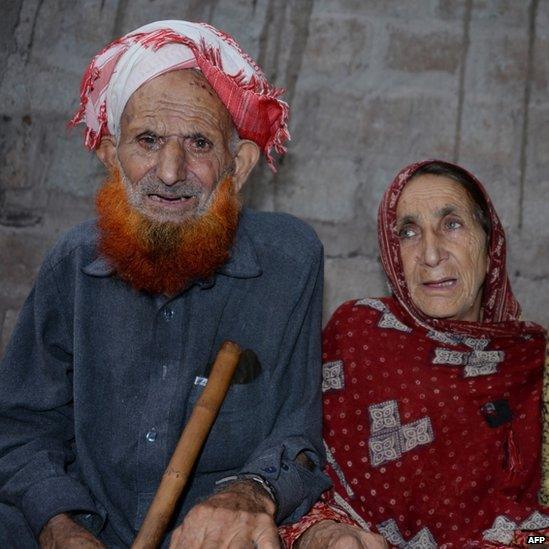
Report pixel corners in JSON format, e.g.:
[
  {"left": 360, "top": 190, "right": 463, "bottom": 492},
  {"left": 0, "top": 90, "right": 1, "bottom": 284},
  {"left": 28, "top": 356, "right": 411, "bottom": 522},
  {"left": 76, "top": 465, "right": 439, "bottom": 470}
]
[
  {"left": 81, "top": 213, "right": 262, "bottom": 281},
  {"left": 82, "top": 255, "right": 115, "bottom": 277},
  {"left": 217, "top": 218, "right": 262, "bottom": 279}
]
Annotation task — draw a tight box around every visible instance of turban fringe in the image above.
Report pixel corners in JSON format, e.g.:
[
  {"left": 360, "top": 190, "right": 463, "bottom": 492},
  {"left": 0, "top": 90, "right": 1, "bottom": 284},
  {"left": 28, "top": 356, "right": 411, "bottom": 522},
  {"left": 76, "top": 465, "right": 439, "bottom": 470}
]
[{"left": 69, "top": 23, "right": 290, "bottom": 172}]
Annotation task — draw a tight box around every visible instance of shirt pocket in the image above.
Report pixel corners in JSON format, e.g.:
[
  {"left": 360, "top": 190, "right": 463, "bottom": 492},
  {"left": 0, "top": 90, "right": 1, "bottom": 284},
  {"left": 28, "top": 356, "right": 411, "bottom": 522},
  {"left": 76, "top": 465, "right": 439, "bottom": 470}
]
[{"left": 184, "top": 377, "right": 264, "bottom": 472}]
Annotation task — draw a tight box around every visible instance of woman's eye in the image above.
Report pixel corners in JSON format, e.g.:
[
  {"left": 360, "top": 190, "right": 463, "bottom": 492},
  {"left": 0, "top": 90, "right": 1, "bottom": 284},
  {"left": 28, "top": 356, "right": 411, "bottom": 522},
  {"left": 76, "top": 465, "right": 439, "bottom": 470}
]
[
  {"left": 398, "top": 226, "right": 417, "bottom": 239},
  {"left": 445, "top": 219, "right": 463, "bottom": 230}
]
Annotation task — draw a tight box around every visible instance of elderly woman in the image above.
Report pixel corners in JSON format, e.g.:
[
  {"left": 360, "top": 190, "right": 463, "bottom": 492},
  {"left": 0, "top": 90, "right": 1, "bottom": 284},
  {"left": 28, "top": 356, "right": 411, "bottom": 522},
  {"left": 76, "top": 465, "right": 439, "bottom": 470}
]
[{"left": 281, "top": 160, "right": 548, "bottom": 548}]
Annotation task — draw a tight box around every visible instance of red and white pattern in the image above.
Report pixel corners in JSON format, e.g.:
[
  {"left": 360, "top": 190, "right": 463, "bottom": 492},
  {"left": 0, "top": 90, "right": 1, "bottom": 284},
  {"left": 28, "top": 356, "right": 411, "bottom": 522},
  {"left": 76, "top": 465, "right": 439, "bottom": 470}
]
[
  {"left": 367, "top": 399, "right": 434, "bottom": 469},
  {"left": 280, "top": 161, "right": 547, "bottom": 548},
  {"left": 322, "top": 360, "right": 345, "bottom": 392},
  {"left": 316, "top": 297, "right": 546, "bottom": 547},
  {"left": 69, "top": 20, "right": 289, "bottom": 171},
  {"left": 377, "top": 160, "right": 521, "bottom": 331}
]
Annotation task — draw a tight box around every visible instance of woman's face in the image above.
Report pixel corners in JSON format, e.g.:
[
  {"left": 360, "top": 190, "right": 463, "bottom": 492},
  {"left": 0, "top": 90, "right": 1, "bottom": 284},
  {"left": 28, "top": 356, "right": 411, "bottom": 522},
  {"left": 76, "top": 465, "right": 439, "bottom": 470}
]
[{"left": 396, "top": 174, "right": 488, "bottom": 322}]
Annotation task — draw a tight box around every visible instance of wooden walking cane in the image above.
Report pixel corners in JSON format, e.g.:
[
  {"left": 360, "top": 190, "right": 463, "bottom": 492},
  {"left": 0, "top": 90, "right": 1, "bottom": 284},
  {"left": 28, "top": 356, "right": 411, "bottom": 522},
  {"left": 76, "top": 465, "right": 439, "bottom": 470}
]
[
  {"left": 539, "top": 344, "right": 549, "bottom": 505},
  {"left": 132, "top": 340, "right": 242, "bottom": 549}
]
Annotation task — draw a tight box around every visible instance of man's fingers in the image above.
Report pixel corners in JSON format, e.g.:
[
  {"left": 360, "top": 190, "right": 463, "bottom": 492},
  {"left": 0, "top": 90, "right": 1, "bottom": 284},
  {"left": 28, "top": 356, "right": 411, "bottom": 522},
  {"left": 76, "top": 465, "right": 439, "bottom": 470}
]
[
  {"left": 201, "top": 541, "right": 225, "bottom": 549},
  {"left": 253, "top": 523, "right": 281, "bottom": 549},
  {"left": 169, "top": 485, "right": 279, "bottom": 548},
  {"left": 256, "top": 540, "right": 281, "bottom": 549},
  {"left": 225, "top": 538, "right": 279, "bottom": 549},
  {"left": 180, "top": 526, "right": 279, "bottom": 549},
  {"left": 168, "top": 528, "right": 182, "bottom": 549},
  {"left": 202, "top": 515, "right": 280, "bottom": 549},
  {"left": 170, "top": 510, "right": 279, "bottom": 549},
  {"left": 249, "top": 514, "right": 280, "bottom": 549}
]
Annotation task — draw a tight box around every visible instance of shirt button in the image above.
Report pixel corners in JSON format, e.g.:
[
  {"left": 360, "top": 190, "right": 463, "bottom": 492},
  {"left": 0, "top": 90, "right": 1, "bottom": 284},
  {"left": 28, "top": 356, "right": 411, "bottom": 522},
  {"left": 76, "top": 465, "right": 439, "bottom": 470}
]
[
  {"left": 145, "top": 428, "right": 158, "bottom": 442},
  {"left": 163, "top": 308, "right": 174, "bottom": 321}
]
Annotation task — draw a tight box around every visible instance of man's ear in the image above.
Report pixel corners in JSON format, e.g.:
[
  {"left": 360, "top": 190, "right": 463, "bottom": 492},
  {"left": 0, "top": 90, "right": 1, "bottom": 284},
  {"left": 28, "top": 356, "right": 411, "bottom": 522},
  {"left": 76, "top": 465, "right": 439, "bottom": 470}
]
[
  {"left": 95, "top": 136, "right": 118, "bottom": 171},
  {"left": 232, "top": 140, "right": 260, "bottom": 192}
]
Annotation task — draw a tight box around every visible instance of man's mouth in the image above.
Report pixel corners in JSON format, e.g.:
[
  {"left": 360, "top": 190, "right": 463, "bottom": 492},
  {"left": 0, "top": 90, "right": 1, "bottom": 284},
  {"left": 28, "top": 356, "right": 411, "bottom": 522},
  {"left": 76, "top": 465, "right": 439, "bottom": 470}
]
[
  {"left": 147, "top": 193, "right": 197, "bottom": 208},
  {"left": 422, "top": 277, "right": 457, "bottom": 290}
]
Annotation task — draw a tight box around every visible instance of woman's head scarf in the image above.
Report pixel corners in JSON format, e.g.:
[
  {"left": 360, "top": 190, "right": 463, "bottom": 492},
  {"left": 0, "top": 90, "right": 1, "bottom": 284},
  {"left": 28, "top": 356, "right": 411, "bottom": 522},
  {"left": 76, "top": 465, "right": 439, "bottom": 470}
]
[
  {"left": 317, "top": 159, "right": 547, "bottom": 547},
  {"left": 377, "top": 159, "right": 534, "bottom": 337}
]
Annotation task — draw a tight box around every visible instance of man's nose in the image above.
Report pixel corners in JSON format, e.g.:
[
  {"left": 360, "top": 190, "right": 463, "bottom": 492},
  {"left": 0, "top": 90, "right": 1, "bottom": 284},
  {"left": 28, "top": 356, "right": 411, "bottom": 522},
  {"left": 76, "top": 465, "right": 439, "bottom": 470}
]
[
  {"left": 420, "top": 231, "right": 446, "bottom": 267},
  {"left": 156, "top": 139, "right": 186, "bottom": 186}
]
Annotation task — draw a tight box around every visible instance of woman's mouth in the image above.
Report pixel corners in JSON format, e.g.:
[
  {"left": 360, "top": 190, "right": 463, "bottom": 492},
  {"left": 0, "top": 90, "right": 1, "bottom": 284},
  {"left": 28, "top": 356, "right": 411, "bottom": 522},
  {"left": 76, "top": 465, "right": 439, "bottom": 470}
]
[{"left": 422, "top": 278, "right": 457, "bottom": 290}]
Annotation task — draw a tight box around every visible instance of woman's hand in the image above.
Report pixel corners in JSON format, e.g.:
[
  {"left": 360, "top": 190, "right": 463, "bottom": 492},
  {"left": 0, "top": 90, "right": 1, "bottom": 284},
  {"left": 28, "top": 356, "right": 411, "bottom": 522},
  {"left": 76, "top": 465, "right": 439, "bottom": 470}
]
[{"left": 296, "top": 520, "right": 388, "bottom": 549}]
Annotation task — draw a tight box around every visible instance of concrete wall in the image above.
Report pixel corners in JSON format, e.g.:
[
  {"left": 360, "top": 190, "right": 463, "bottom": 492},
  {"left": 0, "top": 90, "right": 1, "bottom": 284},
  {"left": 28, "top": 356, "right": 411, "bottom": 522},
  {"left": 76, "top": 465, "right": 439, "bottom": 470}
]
[{"left": 1, "top": 0, "right": 548, "bottom": 356}]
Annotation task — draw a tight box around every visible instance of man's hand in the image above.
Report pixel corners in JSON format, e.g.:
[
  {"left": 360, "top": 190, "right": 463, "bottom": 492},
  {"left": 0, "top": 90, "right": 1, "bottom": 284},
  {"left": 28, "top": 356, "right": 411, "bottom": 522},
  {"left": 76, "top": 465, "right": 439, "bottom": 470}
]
[
  {"left": 295, "top": 520, "right": 388, "bottom": 549},
  {"left": 38, "top": 513, "right": 105, "bottom": 548},
  {"left": 169, "top": 480, "right": 280, "bottom": 548}
]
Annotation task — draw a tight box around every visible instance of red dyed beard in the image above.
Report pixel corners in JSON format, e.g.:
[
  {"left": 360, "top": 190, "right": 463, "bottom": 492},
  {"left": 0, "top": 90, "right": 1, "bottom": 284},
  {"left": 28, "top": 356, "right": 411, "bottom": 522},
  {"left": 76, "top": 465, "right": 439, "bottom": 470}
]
[{"left": 96, "top": 169, "right": 240, "bottom": 295}]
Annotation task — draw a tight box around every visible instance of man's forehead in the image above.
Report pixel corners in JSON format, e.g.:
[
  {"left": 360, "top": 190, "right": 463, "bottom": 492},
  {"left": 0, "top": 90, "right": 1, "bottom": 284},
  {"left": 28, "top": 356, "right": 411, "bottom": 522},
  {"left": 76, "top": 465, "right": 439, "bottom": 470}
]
[
  {"left": 130, "top": 69, "right": 219, "bottom": 105},
  {"left": 165, "top": 67, "right": 216, "bottom": 93},
  {"left": 122, "top": 69, "right": 232, "bottom": 129},
  {"left": 72, "top": 20, "right": 290, "bottom": 169}
]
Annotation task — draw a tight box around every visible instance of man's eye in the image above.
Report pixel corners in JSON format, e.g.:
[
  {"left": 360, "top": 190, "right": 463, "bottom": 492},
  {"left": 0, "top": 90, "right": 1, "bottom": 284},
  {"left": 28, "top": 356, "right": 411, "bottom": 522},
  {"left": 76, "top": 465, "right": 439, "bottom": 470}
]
[
  {"left": 191, "top": 137, "right": 212, "bottom": 151},
  {"left": 398, "top": 226, "right": 417, "bottom": 239},
  {"left": 137, "top": 134, "right": 158, "bottom": 148}
]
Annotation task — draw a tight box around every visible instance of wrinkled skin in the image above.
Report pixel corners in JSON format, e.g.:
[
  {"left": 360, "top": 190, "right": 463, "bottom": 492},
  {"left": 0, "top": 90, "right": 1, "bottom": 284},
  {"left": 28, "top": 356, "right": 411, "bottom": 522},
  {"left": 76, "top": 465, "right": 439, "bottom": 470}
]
[
  {"left": 169, "top": 480, "right": 280, "bottom": 549},
  {"left": 40, "top": 69, "right": 264, "bottom": 548},
  {"left": 96, "top": 69, "right": 259, "bottom": 224},
  {"left": 396, "top": 174, "right": 488, "bottom": 322},
  {"left": 296, "top": 521, "right": 388, "bottom": 549},
  {"left": 39, "top": 514, "right": 105, "bottom": 549}
]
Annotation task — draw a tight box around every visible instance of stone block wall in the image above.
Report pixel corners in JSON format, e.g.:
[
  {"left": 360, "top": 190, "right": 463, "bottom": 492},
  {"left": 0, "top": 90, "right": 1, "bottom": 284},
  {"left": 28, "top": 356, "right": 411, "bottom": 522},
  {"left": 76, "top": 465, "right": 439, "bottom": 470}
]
[{"left": 1, "top": 0, "right": 547, "bottom": 357}]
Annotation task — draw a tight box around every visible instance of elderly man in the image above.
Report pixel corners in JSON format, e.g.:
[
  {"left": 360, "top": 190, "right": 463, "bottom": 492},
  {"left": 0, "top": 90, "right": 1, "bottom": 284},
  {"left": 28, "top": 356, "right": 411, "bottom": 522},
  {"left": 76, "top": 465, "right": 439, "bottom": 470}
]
[{"left": 0, "top": 21, "right": 329, "bottom": 548}]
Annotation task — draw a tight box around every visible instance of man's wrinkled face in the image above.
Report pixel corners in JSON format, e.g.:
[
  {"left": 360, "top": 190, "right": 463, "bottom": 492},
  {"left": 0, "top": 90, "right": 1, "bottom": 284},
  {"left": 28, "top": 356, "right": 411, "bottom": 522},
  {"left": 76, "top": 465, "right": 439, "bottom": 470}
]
[
  {"left": 116, "top": 69, "right": 235, "bottom": 224},
  {"left": 396, "top": 174, "right": 488, "bottom": 322}
]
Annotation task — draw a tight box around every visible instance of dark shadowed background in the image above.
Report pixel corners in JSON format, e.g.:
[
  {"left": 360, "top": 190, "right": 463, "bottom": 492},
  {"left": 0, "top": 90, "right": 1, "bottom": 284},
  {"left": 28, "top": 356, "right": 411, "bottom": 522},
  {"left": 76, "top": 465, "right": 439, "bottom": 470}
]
[{"left": 1, "top": 0, "right": 548, "bottom": 356}]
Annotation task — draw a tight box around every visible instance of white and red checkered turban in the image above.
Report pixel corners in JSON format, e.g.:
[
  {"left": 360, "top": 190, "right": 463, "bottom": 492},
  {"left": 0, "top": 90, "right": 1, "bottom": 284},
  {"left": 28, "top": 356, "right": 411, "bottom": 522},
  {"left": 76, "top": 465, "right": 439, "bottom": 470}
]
[{"left": 69, "top": 20, "right": 290, "bottom": 171}]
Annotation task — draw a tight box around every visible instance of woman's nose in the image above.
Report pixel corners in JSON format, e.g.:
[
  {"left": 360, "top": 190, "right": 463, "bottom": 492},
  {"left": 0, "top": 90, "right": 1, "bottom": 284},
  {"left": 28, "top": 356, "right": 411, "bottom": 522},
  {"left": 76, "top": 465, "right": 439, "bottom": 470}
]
[{"left": 420, "top": 231, "right": 445, "bottom": 267}]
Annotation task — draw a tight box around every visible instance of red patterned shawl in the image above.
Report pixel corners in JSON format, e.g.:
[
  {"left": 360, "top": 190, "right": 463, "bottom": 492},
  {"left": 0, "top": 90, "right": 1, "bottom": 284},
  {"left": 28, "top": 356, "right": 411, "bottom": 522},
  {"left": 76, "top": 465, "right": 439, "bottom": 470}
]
[
  {"left": 378, "top": 160, "right": 520, "bottom": 332},
  {"left": 281, "top": 160, "right": 547, "bottom": 548}
]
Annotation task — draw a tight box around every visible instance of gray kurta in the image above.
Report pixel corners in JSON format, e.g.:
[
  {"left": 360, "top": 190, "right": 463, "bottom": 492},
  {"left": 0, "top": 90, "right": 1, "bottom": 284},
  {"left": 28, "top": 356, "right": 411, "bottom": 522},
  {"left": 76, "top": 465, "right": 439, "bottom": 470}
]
[{"left": 0, "top": 208, "right": 330, "bottom": 546}]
